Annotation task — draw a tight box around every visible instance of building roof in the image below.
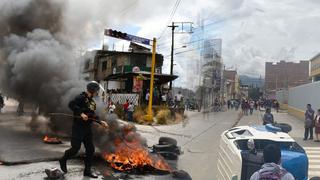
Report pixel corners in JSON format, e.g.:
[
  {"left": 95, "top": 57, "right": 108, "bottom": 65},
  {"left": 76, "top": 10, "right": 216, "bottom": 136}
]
[{"left": 309, "top": 53, "right": 320, "bottom": 62}]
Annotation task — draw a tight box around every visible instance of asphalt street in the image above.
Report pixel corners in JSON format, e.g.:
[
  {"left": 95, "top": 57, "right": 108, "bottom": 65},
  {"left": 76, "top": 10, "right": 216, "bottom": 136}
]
[{"left": 0, "top": 103, "right": 240, "bottom": 180}]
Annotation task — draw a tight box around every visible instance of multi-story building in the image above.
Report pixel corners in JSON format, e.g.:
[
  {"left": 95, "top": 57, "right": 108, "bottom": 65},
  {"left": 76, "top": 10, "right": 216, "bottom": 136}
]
[
  {"left": 223, "top": 70, "right": 240, "bottom": 99},
  {"left": 310, "top": 53, "right": 320, "bottom": 82},
  {"left": 265, "top": 60, "right": 310, "bottom": 98},
  {"left": 200, "top": 39, "right": 222, "bottom": 111},
  {"left": 82, "top": 44, "right": 177, "bottom": 104}
]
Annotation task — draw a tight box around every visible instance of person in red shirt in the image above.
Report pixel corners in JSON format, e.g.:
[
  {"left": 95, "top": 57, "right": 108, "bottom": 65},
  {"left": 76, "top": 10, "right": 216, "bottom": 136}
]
[{"left": 123, "top": 99, "right": 129, "bottom": 120}]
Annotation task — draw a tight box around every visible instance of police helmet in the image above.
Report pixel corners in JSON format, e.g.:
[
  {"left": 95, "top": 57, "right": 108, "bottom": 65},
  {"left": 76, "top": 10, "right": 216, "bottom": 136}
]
[{"left": 87, "top": 81, "right": 100, "bottom": 93}]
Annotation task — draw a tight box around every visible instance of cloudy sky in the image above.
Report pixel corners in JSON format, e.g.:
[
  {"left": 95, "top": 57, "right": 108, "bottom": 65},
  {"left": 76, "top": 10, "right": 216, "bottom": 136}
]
[{"left": 62, "top": 0, "right": 320, "bottom": 89}]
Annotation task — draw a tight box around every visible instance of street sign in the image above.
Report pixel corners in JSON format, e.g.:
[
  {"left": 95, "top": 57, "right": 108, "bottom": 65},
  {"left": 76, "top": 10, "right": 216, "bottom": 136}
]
[{"left": 104, "top": 29, "right": 151, "bottom": 46}]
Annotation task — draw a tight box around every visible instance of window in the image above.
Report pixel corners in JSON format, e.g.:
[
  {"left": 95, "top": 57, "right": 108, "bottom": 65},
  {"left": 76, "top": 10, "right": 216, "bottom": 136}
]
[
  {"left": 102, "top": 61, "right": 107, "bottom": 71},
  {"left": 130, "top": 54, "right": 147, "bottom": 67},
  {"left": 112, "top": 57, "right": 117, "bottom": 67}
]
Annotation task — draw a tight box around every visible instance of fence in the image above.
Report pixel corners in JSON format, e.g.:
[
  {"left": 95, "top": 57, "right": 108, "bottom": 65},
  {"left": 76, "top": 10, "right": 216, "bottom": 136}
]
[{"left": 106, "top": 93, "right": 140, "bottom": 106}]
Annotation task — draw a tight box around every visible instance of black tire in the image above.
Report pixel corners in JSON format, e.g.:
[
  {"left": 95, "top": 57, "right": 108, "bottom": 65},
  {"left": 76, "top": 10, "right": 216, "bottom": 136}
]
[
  {"left": 159, "top": 137, "right": 177, "bottom": 146},
  {"left": 273, "top": 123, "right": 292, "bottom": 133},
  {"left": 309, "top": 177, "right": 320, "bottom": 180},
  {"left": 157, "top": 151, "right": 178, "bottom": 160},
  {"left": 172, "top": 170, "right": 192, "bottom": 180},
  {"left": 153, "top": 144, "right": 176, "bottom": 152}
]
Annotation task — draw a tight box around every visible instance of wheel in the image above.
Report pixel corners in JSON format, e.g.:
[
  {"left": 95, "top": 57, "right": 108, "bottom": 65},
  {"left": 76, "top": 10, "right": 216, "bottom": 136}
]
[
  {"left": 159, "top": 137, "right": 177, "bottom": 146},
  {"left": 172, "top": 170, "right": 192, "bottom": 180},
  {"left": 157, "top": 151, "right": 178, "bottom": 160},
  {"left": 273, "top": 123, "right": 292, "bottom": 133},
  {"left": 153, "top": 144, "right": 176, "bottom": 152}
]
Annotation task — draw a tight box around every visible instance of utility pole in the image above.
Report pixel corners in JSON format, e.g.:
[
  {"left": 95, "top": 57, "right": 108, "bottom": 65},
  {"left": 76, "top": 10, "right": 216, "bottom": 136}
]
[{"left": 168, "top": 22, "right": 178, "bottom": 90}]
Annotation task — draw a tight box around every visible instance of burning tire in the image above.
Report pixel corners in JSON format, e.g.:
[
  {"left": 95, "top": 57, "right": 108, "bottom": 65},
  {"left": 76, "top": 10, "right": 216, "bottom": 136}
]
[
  {"left": 157, "top": 151, "right": 178, "bottom": 160},
  {"left": 159, "top": 137, "right": 177, "bottom": 146}
]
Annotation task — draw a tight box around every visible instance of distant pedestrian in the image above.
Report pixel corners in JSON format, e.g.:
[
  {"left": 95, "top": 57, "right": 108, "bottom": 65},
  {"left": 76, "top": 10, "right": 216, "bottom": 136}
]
[
  {"left": 108, "top": 101, "right": 116, "bottom": 114},
  {"left": 274, "top": 100, "right": 280, "bottom": 113},
  {"left": 234, "top": 100, "right": 239, "bottom": 111},
  {"left": 254, "top": 101, "right": 258, "bottom": 110},
  {"left": 185, "top": 99, "right": 190, "bottom": 111},
  {"left": 161, "top": 93, "right": 167, "bottom": 105},
  {"left": 123, "top": 99, "right": 129, "bottom": 120},
  {"left": 0, "top": 93, "right": 4, "bottom": 113},
  {"left": 249, "top": 100, "right": 255, "bottom": 115},
  {"left": 127, "top": 102, "right": 134, "bottom": 122},
  {"left": 175, "top": 91, "right": 183, "bottom": 107},
  {"left": 304, "top": 104, "right": 315, "bottom": 141},
  {"left": 145, "top": 90, "right": 150, "bottom": 104},
  {"left": 227, "top": 100, "right": 231, "bottom": 109},
  {"left": 263, "top": 108, "right": 274, "bottom": 125},
  {"left": 314, "top": 109, "right": 320, "bottom": 142},
  {"left": 153, "top": 87, "right": 159, "bottom": 104}
]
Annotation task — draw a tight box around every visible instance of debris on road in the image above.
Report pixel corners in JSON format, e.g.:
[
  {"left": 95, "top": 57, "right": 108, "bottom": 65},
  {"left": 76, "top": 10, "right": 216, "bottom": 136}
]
[{"left": 44, "top": 168, "right": 64, "bottom": 179}]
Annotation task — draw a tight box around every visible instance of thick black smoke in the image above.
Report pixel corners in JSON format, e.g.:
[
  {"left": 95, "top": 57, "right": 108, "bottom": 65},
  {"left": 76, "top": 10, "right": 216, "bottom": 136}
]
[
  {"left": 0, "top": 0, "right": 83, "bottom": 112},
  {"left": 0, "top": 0, "right": 85, "bottom": 133},
  {"left": 0, "top": 0, "right": 63, "bottom": 37}
]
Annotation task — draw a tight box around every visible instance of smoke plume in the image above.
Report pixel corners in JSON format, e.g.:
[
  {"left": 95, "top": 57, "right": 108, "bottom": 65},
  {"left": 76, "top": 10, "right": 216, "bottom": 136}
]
[
  {"left": 0, "top": 0, "right": 85, "bottom": 133},
  {"left": 0, "top": 0, "right": 84, "bottom": 107}
]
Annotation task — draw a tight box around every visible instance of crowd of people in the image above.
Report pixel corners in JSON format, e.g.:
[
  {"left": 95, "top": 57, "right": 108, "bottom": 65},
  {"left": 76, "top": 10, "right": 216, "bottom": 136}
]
[{"left": 226, "top": 98, "right": 280, "bottom": 115}]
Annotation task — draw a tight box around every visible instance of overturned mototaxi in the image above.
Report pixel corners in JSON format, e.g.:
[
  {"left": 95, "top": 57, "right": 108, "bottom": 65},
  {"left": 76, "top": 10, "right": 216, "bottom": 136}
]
[{"left": 217, "top": 124, "right": 308, "bottom": 180}]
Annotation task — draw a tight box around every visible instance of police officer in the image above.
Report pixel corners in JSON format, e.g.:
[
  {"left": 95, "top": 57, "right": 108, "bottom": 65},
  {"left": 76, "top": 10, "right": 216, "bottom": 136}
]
[{"left": 59, "top": 81, "right": 108, "bottom": 178}]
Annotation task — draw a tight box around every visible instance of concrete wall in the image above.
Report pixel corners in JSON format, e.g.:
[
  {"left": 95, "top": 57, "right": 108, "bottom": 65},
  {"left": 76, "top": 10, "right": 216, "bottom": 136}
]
[
  {"left": 287, "top": 81, "right": 320, "bottom": 119},
  {"left": 276, "top": 89, "right": 289, "bottom": 110},
  {"left": 276, "top": 89, "right": 288, "bottom": 104}
]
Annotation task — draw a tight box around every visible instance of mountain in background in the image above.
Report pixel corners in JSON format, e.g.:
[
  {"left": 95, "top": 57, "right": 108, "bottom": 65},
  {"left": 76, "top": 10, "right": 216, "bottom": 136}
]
[{"left": 239, "top": 75, "right": 264, "bottom": 88}]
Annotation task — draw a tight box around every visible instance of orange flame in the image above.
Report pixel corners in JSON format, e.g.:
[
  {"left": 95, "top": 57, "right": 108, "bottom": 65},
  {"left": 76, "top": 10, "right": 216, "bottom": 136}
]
[
  {"left": 104, "top": 133, "right": 171, "bottom": 172},
  {"left": 43, "top": 135, "right": 61, "bottom": 143}
]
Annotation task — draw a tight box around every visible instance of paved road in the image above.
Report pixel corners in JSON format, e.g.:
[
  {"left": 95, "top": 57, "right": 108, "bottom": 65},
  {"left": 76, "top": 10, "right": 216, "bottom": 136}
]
[
  {"left": 147, "top": 110, "right": 240, "bottom": 180},
  {"left": 0, "top": 107, "right": 240, "bottom": 180}
]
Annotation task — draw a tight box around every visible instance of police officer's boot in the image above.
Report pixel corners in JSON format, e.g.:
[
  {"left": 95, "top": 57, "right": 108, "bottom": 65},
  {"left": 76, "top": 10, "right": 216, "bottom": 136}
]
[
  {"left": 84, "top": 162, "right": 98, "bottom": 178},
  {"left": 59, "top": 157, "right": 67, "bottom": 173}
]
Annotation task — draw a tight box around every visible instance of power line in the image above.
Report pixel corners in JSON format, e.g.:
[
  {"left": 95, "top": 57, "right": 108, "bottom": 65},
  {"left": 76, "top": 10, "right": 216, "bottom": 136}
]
[
  {"left": 163, "top": 41, "right": 220, "bottom": 57},
  {"left": 157, "top": 0, "right": 181, "bottom": 39},
  {"left": 119, "top": 0, "right": 139, "bottom": 16}
]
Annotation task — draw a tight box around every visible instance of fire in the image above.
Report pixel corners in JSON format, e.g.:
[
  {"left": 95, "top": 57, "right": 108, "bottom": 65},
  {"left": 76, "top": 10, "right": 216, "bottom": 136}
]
[
  {"left": 43, "top": 135, "right": 62, "bottom": 144},
  {"left": 104, "top": 127, "right": 171, "bottom": 172}
]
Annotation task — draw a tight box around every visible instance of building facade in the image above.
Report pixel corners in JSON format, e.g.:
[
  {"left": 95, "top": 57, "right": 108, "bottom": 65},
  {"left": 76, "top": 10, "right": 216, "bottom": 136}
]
[
  {"left": 82, "top": 47, "right": 178, "bottom": 105},
  {"left": 223, "top": 70, "right": 240, "bottom": 99},
  {"left": 83, "top": 50, "right": 163, "bottom": 82},
  {"left": 200, "top": 39, "right": 222, "bottom": 111},
  {"left": 265, "top": 60, "right": 310, "bottom": 98},
  {"left": 310, "top": 53, "right": 320, "bottom": 82}
]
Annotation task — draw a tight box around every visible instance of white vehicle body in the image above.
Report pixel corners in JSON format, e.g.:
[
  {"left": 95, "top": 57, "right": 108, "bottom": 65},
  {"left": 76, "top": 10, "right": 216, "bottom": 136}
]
[{"left": 217, "top": 125, "right": 296, "bottom": 180}]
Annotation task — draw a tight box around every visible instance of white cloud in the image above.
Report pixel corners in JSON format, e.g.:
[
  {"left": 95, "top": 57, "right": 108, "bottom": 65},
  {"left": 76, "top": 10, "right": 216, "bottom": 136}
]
[{"left": 61, "top": 0, "right": 320, "bottom": 89}]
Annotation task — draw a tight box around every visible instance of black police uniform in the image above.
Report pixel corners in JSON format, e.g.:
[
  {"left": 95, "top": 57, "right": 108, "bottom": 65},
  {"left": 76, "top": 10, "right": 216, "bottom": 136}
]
[{"left": 61, "top": 92, "right": 98, "bottom": 173}]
